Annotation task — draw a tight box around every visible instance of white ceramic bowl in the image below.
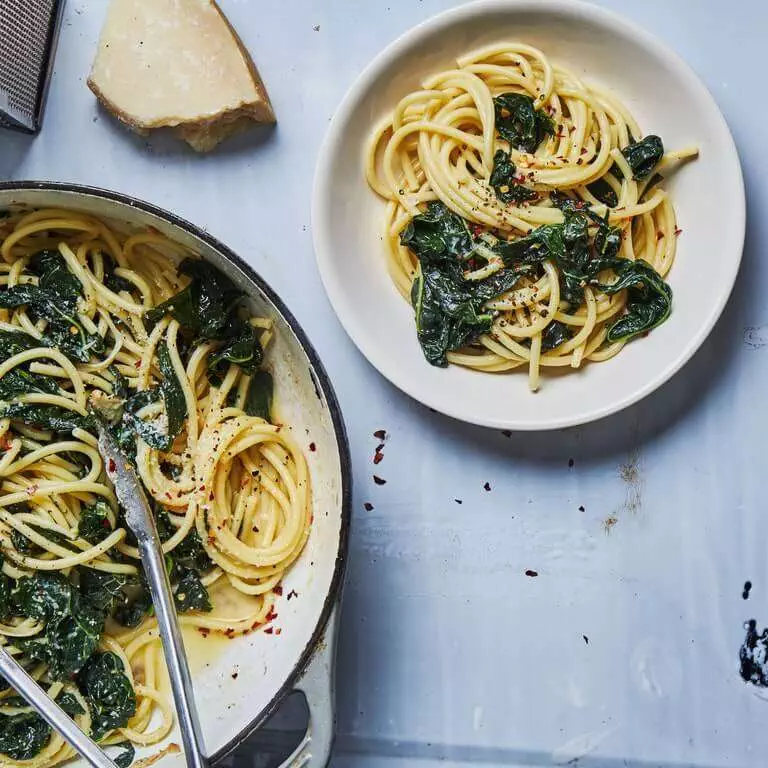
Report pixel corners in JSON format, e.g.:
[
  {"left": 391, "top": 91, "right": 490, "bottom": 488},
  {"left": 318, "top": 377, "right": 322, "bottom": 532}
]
[{"left": 312, "top": 0, "right": 745, "bottom": 430}]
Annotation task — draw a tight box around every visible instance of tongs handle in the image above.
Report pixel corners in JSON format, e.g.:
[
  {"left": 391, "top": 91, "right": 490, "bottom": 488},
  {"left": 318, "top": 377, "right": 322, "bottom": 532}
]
[
  {"left": 95, "top": 415, "right": 208, "bottom": 768},
  {"left": 0, "top": 646, "right": 118, "bottom": 768},
  {"left": 137, "top": 533, "right": 209, "bottom": 768}
]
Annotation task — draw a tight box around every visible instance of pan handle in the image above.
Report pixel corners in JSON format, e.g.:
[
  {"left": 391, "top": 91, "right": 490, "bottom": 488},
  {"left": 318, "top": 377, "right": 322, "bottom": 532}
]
[{"left": 277, "top": 606, "right": 339, "bottom": 768}]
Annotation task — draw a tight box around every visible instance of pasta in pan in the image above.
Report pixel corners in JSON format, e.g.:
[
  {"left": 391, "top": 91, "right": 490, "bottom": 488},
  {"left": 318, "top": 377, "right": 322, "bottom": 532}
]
[
  {"left": 0, "top": 209, "right": 310, "bottom": 766},
  {"left": 366, "top": 43, "right": 697, "bottom": 390}
]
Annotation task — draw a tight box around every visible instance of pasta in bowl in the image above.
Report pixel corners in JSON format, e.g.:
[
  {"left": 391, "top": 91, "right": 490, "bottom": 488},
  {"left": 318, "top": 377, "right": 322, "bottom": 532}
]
[
  {"left": 366, "top": 42, "right": 697, "bottom": 391},
  {"left": 313, "top": 0, "right": 745, "bottom": 429},
  {"left": 0, "top": 185, "right": 350, "bottom": 768}
]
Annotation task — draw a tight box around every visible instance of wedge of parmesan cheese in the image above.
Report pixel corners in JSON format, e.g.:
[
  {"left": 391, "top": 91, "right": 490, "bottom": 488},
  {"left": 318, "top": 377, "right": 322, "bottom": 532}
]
[{"left": 88, "top": 0, "right": 275, "bottom": 152}]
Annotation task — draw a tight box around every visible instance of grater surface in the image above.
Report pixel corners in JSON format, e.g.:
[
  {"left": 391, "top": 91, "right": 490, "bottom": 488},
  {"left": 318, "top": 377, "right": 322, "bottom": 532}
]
[{"left": 0, "top": 0, "right": 65, "bottom": 133}]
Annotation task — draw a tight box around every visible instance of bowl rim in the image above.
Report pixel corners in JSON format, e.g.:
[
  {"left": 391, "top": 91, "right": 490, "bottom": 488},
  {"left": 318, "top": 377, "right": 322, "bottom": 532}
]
[
  {"left": 311, "top": 0, "right": 746, "bottom": 431},
  {"left": 0, "top": 179, "right": 352, "bottom": 763}
]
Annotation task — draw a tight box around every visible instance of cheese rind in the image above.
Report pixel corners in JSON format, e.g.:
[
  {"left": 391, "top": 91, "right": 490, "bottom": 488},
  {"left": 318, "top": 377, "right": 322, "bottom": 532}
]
[{"left": 88, "top": 0, "right": 275, "bottom": 151}]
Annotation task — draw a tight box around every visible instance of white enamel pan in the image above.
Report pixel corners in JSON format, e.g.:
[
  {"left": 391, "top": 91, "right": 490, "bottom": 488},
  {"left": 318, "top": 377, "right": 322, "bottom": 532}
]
[{"left": 0, "top": 182, "right": 352, "bottom": 768}]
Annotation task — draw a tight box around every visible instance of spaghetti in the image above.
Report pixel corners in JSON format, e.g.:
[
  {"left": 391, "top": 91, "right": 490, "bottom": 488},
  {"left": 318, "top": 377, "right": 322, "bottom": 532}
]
[
  {"left": 0, "top": 208, "right": 311, "bottom": 766},
  {"left": 366, "top": 42, "right": 697, "bottom": 390}
]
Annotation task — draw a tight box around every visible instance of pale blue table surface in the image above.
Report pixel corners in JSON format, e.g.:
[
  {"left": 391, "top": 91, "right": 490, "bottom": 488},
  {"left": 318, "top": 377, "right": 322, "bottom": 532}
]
[{"left": 2, "top": 1, "right": 767, "bottom": 766}]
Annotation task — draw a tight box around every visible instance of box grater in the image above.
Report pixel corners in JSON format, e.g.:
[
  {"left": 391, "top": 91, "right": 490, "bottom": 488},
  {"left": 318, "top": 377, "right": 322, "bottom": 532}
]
[{"left": 0, "top": 0, "right": 66, "bottom": 133}]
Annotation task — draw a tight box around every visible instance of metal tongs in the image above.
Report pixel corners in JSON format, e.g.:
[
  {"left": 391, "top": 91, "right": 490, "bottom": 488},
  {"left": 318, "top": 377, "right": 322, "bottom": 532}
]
[
  {"left": 0, "top": 412, "right": 209, "bottom": 768},
  {"left": 96, "top": 416, "right": 210, "bottom": 768}
]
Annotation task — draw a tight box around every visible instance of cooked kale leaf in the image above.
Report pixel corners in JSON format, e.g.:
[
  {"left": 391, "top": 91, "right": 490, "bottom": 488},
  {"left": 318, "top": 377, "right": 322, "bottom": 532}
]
[
  {"left": 11, "top": 525, "right": 72, "bottom": 557},
  {"left": 13, "top": 572, "right": 71, "bottom": 624},
  {"left": 113, "top": 347, "right": 186, "bottom": 452},
  {"left": 0, "top": 368, "right": 59, "bottom": 399},
  {"left": 78, "top": 500, "right": 114, "bottom": 544},
  {"left": 78, "top": 652, "right": 136, "bottom": 741},
  {"left": 595, "top": 260, "right": 672, "bottom": 342},
  {"left": 493, "top": 93, "right": 554, "bottom": 153},
  {"left": 172, "top": 529, "right": 212, "bottom": 574},
  {"left": 506, "top": 194, "right": 672, "bottom": 341},
  {"left": 110, "top": 366, "right": 130, "bottom": 400},
  {"left": 103, "top": 256, "right": 134, "bottom": 295},
  {"left": 410, "top": 265, "right": 491, "bottom": 365},
  {"left": 489, "top": 150, "right": 537, "bottom": 205},
  {"left": 14, "top": 573, "right": 104, "bottom": 681},
  {"left": 541, "top": 320, "right": 572, "bottom": 352},
  {"left": 145, "top": 258, "right": 267, "bottom": 393},
  {"left": 207, "top": 324, "right": 263, "bottom": 378},
  {"left": 0, "top": 251, "right": 104, "bottom": 362},
  {"left": 586, "top": 177, "right": 619, "bottom": 208},
  {"left": 109, "top": 741, "right": 136, "bottom": 768},
  {"left": 145, "top": 259, "right": 240, "bottom": 340},
  {"left": 621, "top": 135, "right": 664, "bottom": 180},
  {"left": 79, "top": 569, "right": 136, "bottom": 615},
  {"left": 112, "top": 582, "right": 152, "bottom": 629},
  {"left": 0, "top": 572, "right": 10, "bottom": 621},
  {"left": 244, "top": 370, "right": 273, "bottom": 421},
  {"left": 156, "top": 341, "right": 187, "bottom": 449},
  {"left": 400, "top": 200, "right": 474, "bottom": 263},
  {"left": 173, "top": 569, "right": 212, "bottom": 613},
  {"left": 0, "top": 712, "right": 50, "bottom": 760},
  {"left": 402, "top": 203, "right": 529, "bottom": 365},
  {"left": 56, "top": 693, "right": 85, "bottom": 716},
  {"left": 0, "top": 329, "right": 51, "bottom": 363},
  {"left": 0, "top": 402, "right": 94, "bottom": 434}
]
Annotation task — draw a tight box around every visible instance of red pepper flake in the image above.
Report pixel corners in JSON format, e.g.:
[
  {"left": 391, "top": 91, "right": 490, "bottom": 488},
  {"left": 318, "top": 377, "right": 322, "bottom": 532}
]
[
  {"left": 309, "top": 442, "right": 316, "bottom": 452},
  {"left": 483, "top": 482, "right": 491, "bottom": 492},
  {"left": 252, "top": 525, "right": 259, "bottom": 533},
  {"left": 251, "top": 621, "right": 261, "bottom": 630},
  {"left": 273, "top": 585, "right": 283, "bottom": 596},
  {"left": 108, "top": 458, "right": 116, "bottom": 473},
  {"left": 525, "top": 569, "right": 539, "bottom": 577},
  {"left": 373, "top": 444, "right": 384, "bottom": 465},
  {"left": 470, "top": 223, "right": 484, "bottom": 236},
  {"left": 209, "top": 492, "right": 214, "bottom": 501},
  {"left": 363, "top": 502, "right": 374, "bottom": 511},
  {"left": 265, "top": 609, "right": 278, "bottom": 622},
  {"left": 373, "top": 475, "right": 386, "bottom": 485},
  {"left": 199, "top": 485, "right": 205, "bottom": 492},
  {"left": 287, "top": 590, "right": 299, "bottom": 601},
  {"left": 165, "top": 492, "right": 172, "bottom": 500},
  {"left": 264, "top": 627, "right": 274, "bottom": 634},
  {"left": 373, "top": 429, "right": 387, "bottom": 440},
  {"left": 275, "top": 628, "right": 282, "bottom": 636},
  {"left": 134, "top": 359, "right": 141, "bottom": 368},
  {"left": 656, "top": 231, "right": 664, "bottom": 241},
  {"left": 674, "top": 226, "right": 683, "bottom": 236},
  {"left": 198, "top": 628, "right": 210, "bottom": 638}
]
